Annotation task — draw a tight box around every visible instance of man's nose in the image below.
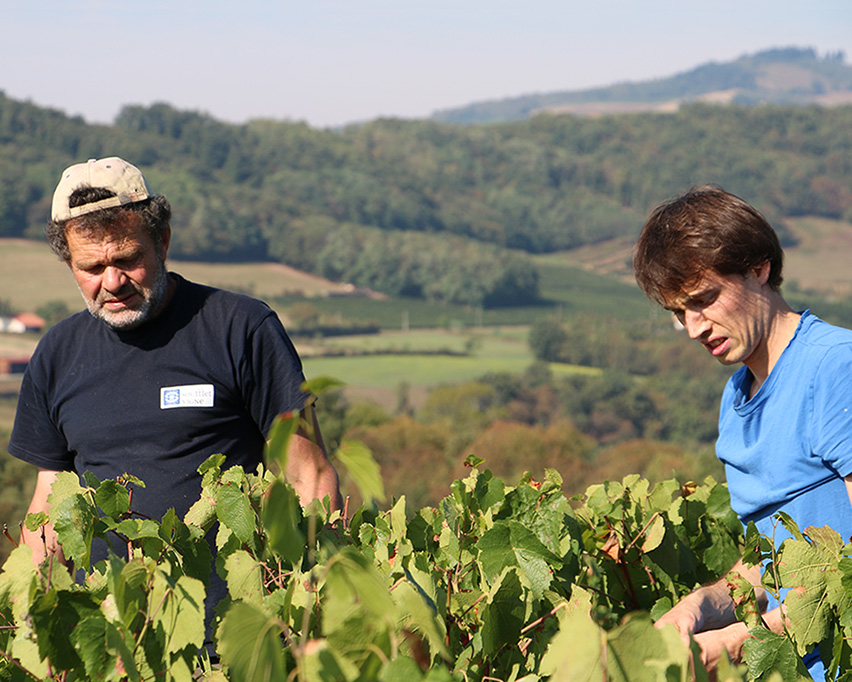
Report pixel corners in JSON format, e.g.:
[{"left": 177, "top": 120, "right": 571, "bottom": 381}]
[
  {"left": 102, "top": 266, "right": 127, "bottom": 291},
  {"left": 682, "top": 309, "right": 709, "bottom": 340}
]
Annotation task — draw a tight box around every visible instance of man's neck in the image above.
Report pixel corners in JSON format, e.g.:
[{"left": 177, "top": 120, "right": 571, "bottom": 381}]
[{"left": 745, "top": 299, "right": 800, "bottom": 398}]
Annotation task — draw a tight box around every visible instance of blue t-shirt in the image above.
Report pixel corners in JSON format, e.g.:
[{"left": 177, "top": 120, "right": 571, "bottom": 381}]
[
  {"left": 717, "top": 310, "right": 852, "bottom": 676},
  {"left": 718, "top": 310, "right": 852, "bottom": 540}
]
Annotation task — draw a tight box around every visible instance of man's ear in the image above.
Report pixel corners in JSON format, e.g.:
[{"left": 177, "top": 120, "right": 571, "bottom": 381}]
[
  {"left": 753, "top": 261, "right": 771, "bottom": 285},
  {"left": 160, "top": 226, "right": 171, "bottom": 261}
]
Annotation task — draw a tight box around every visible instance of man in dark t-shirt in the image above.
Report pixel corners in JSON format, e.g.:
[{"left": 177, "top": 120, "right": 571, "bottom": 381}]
[{"left": 9, "top": 156, "right": 341, "bottom": 567}]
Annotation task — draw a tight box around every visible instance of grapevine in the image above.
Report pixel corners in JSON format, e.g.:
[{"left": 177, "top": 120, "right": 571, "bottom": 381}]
[{"left": 0, "top": 411, "right": 843, "bottom": 680}]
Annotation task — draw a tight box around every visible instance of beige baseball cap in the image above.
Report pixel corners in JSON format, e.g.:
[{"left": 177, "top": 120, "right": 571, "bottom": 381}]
[{"left": 51, "top": 156, "right": 152, "bottom": 222}]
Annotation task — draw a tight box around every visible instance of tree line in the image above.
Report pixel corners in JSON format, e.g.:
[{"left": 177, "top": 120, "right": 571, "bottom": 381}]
[{"left": 1, "top": 93, "right": 851, "bottom": 306}]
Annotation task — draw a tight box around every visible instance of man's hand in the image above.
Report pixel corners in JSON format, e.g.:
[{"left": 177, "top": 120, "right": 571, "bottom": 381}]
[
  {"left": 693, "top": 622, "right": 750, "bottom": 674},
  {"left": 655, "top": 595, "right": 704, "bottom": 648}
]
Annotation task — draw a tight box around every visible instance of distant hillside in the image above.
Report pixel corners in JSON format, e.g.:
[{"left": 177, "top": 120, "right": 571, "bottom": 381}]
[
  {"left": 433, "top": 47, "right": 852, "bottom": 124},
  {"left": 1, "top": 89, "right": 851, "bottom": 308}
]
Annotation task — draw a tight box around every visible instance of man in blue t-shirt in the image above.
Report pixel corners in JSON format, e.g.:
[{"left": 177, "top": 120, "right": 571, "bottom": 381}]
[
  {"left": 10, "top": 156, "right": 342, "bottom": 568},
  {"left": 633, "top": 186, "right": 852, "bottom": 678}
]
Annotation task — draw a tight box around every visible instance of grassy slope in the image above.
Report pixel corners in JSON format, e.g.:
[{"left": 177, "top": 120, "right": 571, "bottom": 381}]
[{"left": 0, "top": 239, "right": 346, "bottom": 313}]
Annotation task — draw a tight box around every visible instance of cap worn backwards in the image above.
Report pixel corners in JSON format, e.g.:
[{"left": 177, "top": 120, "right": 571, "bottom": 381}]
[{"left": 51, "top": 157, "right": 152, "bottom": 222}]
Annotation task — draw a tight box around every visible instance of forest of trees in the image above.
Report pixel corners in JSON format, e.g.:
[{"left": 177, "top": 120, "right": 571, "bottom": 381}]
[{"left": 1, "top": 93, "right": 852, "bottom": 305}]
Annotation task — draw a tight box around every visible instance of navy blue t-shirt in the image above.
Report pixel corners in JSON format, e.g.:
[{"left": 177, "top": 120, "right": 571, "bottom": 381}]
[{"left": 10, "top": 272, "right": 308, "bottom": 524}]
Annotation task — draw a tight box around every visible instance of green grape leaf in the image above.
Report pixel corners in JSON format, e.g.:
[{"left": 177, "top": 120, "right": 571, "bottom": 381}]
[
  {"left": 776, "top": 525, "right": 850, "bottom": 655},
  {"left": 304, "top": 375, "right": 345, "bottom": 396},
  {"left": 261, "top": 479, "right": 305, "bottom": 565},
  {"left": 392, "top": 581, "right": 448, "bottom": 661},
  {"left": 540, "top": 594, "right": 605, "bottom": 680},
  {"left": 477, "top": 520, "right": 561, "bottom": 599},
  {"left": 184, "top": 491, "right": 218, "bottom": 531},
  {"left": 606, "top": 612, "right": 691, "bottom": 682},
  {"left": 0, "top": 545, "right": 38, "bottom": 619},
  {"left": 24, "top": 511, "right": 48, "bottom": 532},
  {"left": 29, "top": 589, "right": 102, "bottom": 670},
  {"left": 300, "top": 637, "right": 361, "bottom": 682},
  {"left": 121, "top": 557, "right": 150, "bottom": 590},
  {"left": 728, "top": 572, "right": 764, "bottom": 629},
  {"left": 641, "top": 514, "right": 666, "bottom": 553},
  {"left": 336, "top": 439, "right": 386, "bottom": 504},
  {"left": 52, "top": 490, "right": 101, "bottom": 571},
  {"left": 218, "top": 600, "right": 287, "bottom": 682},
  {"left": 47, "top": 470, "right": 87, "bottom": 506},
  {"left": 480, "top": 568, "right": 526, "bottom": 656},
  {"left": 72, "top": 614, "right": 141, "bottom": 682},
  {"left": 463, "top": 454, "right": 484, "bottom": 469},
  {"left": 150, "top": 572, "right": 206, "bottom": 655},
  {"left": 94, "top": 479, "right": 131, "bottom": 518},
  {"left": 742, "top": 626, "right": 806, "bottom": 682},
  {"left": 323, "top": 547, "right": 396, "bottom": 635},
  {"left": 198, "top": 453, "right": 226, "bottom": 476},
  {"left": 116, "top": 518, "right": 162, "bottom": 540},
  {"left": 223, "top": 549, "right": 264, "bottom": 606},
  {"left": 379, "top": 656, "right": 424, "bottom": 682},
  {"left": 216, "top": 477, "right": 257, "bottom": 550}
]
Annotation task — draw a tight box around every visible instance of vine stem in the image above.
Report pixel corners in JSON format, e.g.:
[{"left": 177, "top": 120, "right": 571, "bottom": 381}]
[
  {"left": 623, "top": 512, "right": 661, "bottom": 553},
  {"left": 520, "top": 601, "right": 568, "bottom": 635},
  {"left": 0, "top": 645, "right": 40, "bottom": 679},
  {"left": 2, "top": 524, "right": 17, "bottom": 548}
]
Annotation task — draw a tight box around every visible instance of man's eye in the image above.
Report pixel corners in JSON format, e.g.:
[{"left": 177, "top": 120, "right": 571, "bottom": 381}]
[{"left": 116, "top": 255, "right": 141, "bottom": 268}]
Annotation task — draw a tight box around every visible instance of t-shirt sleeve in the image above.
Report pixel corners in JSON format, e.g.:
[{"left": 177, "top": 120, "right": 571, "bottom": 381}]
[
  {"left": 811, "top": 343, "right": 852, "bottom": 477},
  {"left": 240, "top": 311, "right": 310, "bottom": 437},
  {"left": 8, "top": 357, "right": 75, "bottom": 471}
]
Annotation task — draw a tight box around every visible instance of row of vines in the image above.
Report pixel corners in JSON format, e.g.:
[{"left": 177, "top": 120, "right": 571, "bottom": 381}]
[{"left": 0, "top": 403, "right": 849, "bottom": 681}]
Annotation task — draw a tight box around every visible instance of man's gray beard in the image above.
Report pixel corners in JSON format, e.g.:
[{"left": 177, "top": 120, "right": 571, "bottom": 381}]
[{"left": 83, "top": 261, "right": 170, "bottom": 331}]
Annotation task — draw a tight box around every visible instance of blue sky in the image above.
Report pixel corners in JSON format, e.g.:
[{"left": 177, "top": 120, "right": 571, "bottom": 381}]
[{"left": 3, "top": 1, "right": 851, "bottom": 128}]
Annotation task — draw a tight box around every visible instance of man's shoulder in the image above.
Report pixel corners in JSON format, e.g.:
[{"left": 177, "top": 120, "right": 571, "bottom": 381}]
[
  {"left": 788, "top": 312, "right": 852, "bottom": 380},
  {"left": 799, "top": 311, "right": 852, "bottom": 348},
  {"left": 25, "top": 309, "right": 99, "bottom": 373},
  {"left": 173, "top": 274, "right": 277, "bottom": 326},
  {"left": 38, "top": 309, "right": 96, "bottom": 344},
  {"left": 176, "top": 274, "right": 271, "bottom": 308}
]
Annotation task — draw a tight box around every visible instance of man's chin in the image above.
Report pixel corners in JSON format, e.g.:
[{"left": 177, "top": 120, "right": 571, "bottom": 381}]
[{"left": 89, "top": 305, "right": 150, "bottom": 331}]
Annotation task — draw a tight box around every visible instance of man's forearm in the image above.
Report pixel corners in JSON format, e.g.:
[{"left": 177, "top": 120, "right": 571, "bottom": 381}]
[
  {"left": 285, "top": 409, "right": 343, "bottom": 512},
  {"left": 655, "top": 559, "right": 761, "bottom": 634},
  {"left": 287, "top": 439, "right": 342, "bottom": 512},
  {"left": 21, "top": 469, "right": 65, "bottom": 565}
]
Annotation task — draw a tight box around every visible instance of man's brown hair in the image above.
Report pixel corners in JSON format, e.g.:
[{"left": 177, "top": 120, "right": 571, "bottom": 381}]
[{"left": 633, "top": 186, "right": 784, "bottom": 305}]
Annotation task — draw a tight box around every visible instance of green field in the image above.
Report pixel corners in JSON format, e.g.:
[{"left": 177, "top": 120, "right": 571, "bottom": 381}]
[{"left": 302, "top": 327, "right": 599, "bottom": 391}]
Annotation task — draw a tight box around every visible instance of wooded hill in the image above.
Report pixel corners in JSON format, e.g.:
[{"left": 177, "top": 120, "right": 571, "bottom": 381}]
[
  {"left": 1, "top": 89, "right": 851, "bottom": 307},
  {"left": 434, "top": 46, "right": 852, "bottom": 123}
]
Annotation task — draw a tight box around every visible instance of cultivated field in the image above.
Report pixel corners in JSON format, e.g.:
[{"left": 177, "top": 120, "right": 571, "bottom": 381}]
[
  {"left": 0, "top": 239, "right": 593, "bottom": 414},
  {"left": 0, "top": 239, "right": 347, "bottom": 314}
]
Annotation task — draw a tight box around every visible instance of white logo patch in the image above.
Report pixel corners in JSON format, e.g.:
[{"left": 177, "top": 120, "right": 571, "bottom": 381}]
[{"left": 160, "top": 384, "right": 215, "bottom": 409}]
